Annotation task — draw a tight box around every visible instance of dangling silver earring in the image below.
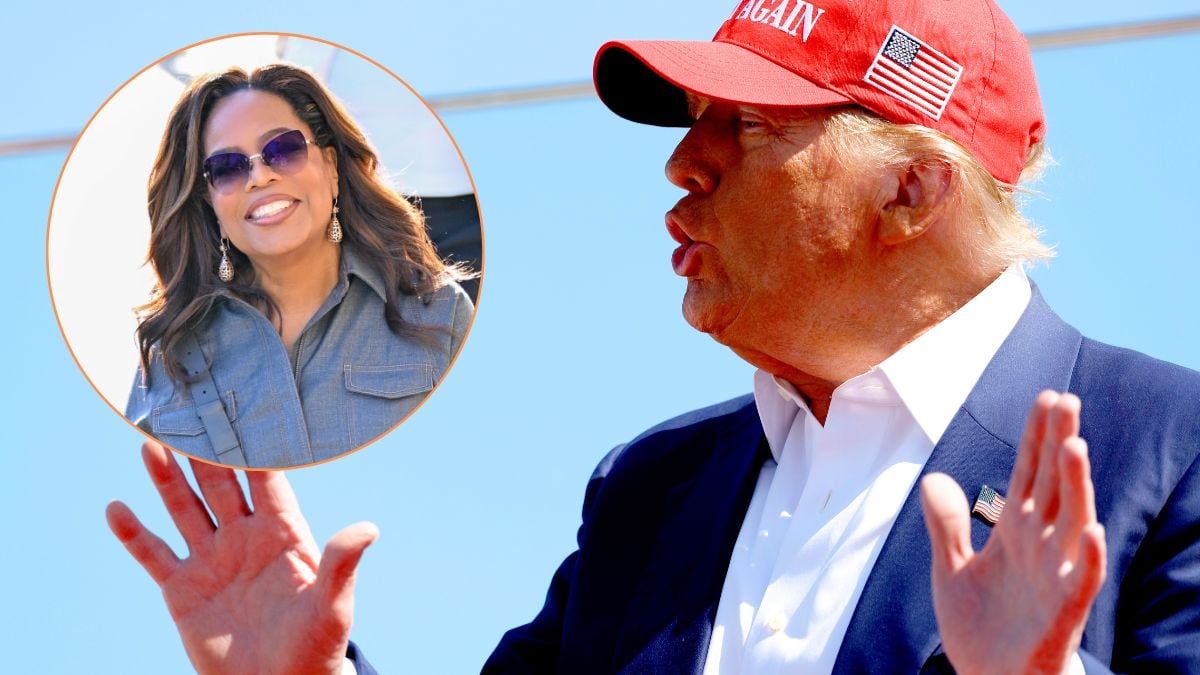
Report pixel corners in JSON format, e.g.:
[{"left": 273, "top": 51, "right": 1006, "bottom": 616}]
[
  {"left": 218, "top": 237, "right": 235, "bottom": 282},
  {"left": 327, "top": 197, "right": 343, "bottom": 243}
]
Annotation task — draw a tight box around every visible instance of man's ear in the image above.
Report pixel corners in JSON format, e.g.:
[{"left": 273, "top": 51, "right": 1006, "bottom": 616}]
[{"left": 877, "top": 159, "right": 953, "bottom": 246}]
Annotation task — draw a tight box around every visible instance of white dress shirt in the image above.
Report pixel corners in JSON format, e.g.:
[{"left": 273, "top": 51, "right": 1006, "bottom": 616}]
[{"left": 702, "top": 266, "right": 1034, "bottom": 674}]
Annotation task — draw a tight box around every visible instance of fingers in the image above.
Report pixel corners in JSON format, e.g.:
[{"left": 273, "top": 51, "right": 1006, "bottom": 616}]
[
  {"left": 315, "top": 522, "right": 380, "bottom": 619},
  {"left": 246, "top": 468, "right": 303, "bottom": 517},
  {"left": 1010, "top": 391, "right": 1058, "bottom": 502},
  {"left": 1032, "top": 393, "right": 1081, "bottom": 522},
  {"left": 1062, "top": 523, "right": 1107, "bottom": 623},
  {"left": 190, "top": 458, "right": 251, "bottom": 526},
  {"left": 106, "top": 500, "right": 180, "bottom": 585},
  {"left": 143, "top": 441, "right": 215, "bottom": 552},
  {"left": 1053, "top": 437, "right": 1097, "bottom": 556},
  {"left": 1074, "top": 524, "right": 1107, "bottom": 593},
  {"left": 920, "top": 473, "right": 974, "bottom": 573},
  {"left": 1008, "top": 392, "right": 1105, "bottom": 620}
]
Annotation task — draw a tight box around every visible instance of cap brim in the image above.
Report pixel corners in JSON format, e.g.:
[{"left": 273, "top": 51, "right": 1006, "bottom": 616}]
[{"left": 594, "top": 39, "right": 852, "bottom": 127}]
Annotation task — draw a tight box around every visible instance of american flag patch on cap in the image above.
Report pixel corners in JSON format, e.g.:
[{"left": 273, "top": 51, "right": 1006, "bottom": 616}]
[
  {"left": 863, "top": 25, "right": 964, "bottom": 120},
  {"left": 972, "top": 485, "right": 1007, "bottom": 524}
]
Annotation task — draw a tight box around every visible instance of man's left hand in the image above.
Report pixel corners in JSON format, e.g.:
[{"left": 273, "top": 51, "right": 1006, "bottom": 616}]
[{"left": 920, "top": 391, "right": 1107, "bottom": 674}]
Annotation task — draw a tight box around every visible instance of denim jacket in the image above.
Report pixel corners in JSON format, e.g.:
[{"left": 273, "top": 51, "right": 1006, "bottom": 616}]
[{"left": 126, "top": 247, "right": 473, "bottom": 468}]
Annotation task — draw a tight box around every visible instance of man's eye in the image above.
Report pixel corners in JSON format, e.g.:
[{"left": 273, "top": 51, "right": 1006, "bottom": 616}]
[{"left": 737, "top": 118, "right": 765, "bottom": 132}]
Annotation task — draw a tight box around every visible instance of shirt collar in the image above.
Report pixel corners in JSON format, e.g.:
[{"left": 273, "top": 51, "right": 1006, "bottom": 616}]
[
  {"left": 877, "top": 265, "right": 1030, "bottom": 445},
  {"left": 340, "top": 246, "right": 390, "bottom": 302},
  {"left": 753, "top": 265, "right": 1031, "bottom": 460},
  {"left": 753, "top": 370, "right": 804, "bottom": 462}
]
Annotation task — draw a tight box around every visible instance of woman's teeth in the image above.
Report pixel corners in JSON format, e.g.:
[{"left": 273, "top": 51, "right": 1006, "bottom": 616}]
[{"left": 249, "top": 200, "right": 293, "bottom": 220}]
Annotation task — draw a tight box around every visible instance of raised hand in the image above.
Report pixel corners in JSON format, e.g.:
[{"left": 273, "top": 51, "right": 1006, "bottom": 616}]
[
  {"left": 106, "top": 441, "right": 378, "bottom": 675},
  {"left": 920, "top": 391, "right": 1107, "bottom": 675}
]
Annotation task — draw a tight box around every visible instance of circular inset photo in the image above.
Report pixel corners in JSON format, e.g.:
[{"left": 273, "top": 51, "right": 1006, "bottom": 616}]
[{"left": 48, "top": 33, "right": 482, "bottom": 469}]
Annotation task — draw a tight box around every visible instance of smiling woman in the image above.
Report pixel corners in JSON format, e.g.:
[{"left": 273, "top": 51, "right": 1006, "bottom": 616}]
[{"left": 124, "top": 63, "right": 475, "bottom": 468}]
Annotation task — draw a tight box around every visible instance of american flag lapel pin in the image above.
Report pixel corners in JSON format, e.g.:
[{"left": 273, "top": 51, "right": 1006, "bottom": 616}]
[{"left": 972, "top": 485, "right": 1007, "bottom": 525}]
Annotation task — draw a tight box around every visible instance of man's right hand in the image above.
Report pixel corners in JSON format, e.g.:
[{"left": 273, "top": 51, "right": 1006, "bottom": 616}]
[{"left": 106, "top": 441, "right": 378, "bottom": 675}]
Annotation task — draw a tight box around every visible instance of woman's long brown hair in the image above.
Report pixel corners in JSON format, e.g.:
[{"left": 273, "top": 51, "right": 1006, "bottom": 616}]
[{"left": 138, "top": 64, "right": 460, "bottom": 384}]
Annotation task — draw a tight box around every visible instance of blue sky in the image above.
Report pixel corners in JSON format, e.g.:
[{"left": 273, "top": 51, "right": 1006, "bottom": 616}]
[{"left": 2, "top": 1, "right": 1198, "bottom": 672}]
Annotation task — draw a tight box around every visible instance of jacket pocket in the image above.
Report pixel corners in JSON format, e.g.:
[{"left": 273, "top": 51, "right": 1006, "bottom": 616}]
[
  {"left": 343, "top": 363, "right": 435, "bottom": 399},
  {"left": 151, "top": 391, "right": 239, "bottom": 436},
  {"left": 340, "top": 363, "right": 436, "bottom": 450}
]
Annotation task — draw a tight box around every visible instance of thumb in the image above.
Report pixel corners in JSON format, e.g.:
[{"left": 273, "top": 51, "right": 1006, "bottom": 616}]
[
  {"left": 316, "top": 521, "right": 380, "bottom": 615},
  {"left": 920, "top": 473, "right": 974, "bottom": 573}
]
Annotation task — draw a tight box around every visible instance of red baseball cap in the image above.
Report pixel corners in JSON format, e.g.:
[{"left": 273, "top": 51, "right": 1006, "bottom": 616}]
[{"left": 594, "top": 0, "right": 1044, "bottom": 184}]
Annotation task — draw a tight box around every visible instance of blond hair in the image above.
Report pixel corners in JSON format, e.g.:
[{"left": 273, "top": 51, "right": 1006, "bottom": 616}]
[{"left": 822, "top": 108, "right": 1054, "bottom": 271}]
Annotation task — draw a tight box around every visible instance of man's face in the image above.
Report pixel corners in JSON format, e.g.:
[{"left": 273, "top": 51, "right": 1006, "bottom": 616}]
[{"left": 664, "top": 97, "right": 883, "bottom": 354}]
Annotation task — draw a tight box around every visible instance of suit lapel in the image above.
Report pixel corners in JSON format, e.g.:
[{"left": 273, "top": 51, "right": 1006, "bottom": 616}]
[
  {"left": 833, "top": 288, "right": 1082, "bottom": 673},
  {"left": 614, "top": 402, "right": 769, "bottom": 673},
  {"left": 831, "top": 408, "right": 1019, "bottom": 673}
]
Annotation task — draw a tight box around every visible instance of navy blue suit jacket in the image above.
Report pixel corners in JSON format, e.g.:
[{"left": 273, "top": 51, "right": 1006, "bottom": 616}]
[{"left": 358, "top": 291, "right": 1200, "bottom": 673}]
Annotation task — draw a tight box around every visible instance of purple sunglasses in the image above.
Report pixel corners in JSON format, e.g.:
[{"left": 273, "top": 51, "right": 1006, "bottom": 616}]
[{"left": 202, "top": 129, "right": 313, "bottom": 194}]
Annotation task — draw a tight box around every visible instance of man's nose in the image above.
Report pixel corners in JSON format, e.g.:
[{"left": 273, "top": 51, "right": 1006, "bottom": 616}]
[{"left": 665, "top": 125, "right": 717, "bottom": 194}]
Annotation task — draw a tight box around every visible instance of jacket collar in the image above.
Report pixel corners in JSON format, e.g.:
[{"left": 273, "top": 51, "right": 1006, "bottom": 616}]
[
  {"left": 340, "top": 245, "right": 390, "bottom": 303},
  {"left": 613, "top": 399, "right": 770, "bottom": 672},
  {"left": 607, "top": 286, "right": 1081, "bottom": 673},
  {"left": 831, "top": 286, "right": 1082, "bottom": 673}
]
